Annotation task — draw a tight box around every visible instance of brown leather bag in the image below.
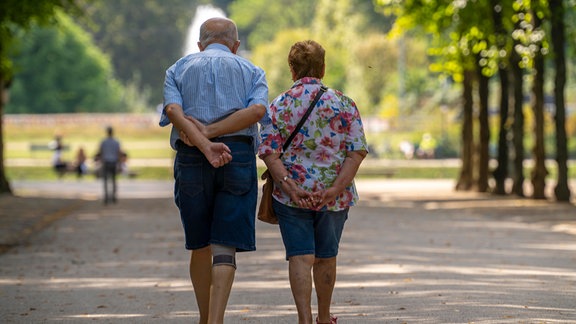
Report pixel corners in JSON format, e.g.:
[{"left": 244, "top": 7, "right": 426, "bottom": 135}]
[{"left": 257, "top": 169, "right": 278, "bottom": 224}]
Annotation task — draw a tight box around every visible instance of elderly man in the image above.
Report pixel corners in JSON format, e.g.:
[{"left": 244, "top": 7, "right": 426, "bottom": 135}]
[{"left": 160, "top": 17, "right": 268, "bottom": 324}]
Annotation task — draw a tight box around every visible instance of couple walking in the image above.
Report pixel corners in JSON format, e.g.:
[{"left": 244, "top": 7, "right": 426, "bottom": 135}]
[{"left": 160, "top": 17, "right": 368, "bottom": 324}]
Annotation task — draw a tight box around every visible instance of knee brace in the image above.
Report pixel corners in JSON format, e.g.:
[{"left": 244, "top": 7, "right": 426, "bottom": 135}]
[{"left": 211, "top": 244, "right": 236, "bottom": 269}]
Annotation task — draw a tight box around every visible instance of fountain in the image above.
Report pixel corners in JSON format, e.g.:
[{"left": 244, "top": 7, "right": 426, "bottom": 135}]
[{"left": 183, "top": 4, "right": 226, "bottom": 55}]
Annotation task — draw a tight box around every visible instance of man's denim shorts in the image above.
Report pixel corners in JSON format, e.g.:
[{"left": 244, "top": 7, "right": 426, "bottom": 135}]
[
  {"left": 173, "top": 139, "right": 257, "bottom": 252},
  {"left": 273, "top": 198, "right": 348, "bottom": 260}
]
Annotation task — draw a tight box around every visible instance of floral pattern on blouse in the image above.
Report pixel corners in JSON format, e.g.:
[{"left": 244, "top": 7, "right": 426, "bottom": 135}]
[{"left": 258, "top": 77, "right": 368, "bottom": 211}]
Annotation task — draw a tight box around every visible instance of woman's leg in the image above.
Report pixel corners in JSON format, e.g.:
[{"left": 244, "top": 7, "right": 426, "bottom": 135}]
[
  {"left": 289, "top": 254, "right": 315, "bottom": 324},
  {"left": 313, "top": 257, "right": 337, "bottom": 323}
]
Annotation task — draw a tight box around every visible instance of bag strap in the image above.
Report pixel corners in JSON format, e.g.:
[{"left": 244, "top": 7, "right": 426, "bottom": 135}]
[{"left": 281, "top": 85, "right": 327, "bottom": 156}]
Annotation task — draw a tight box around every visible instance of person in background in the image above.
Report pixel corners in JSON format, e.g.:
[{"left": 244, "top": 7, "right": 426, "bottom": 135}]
[
  {"left": 97, "top": 126, "right": 121, "bottom": 204},
  {"left": 258, "top": 40, "right": 368, "bottom": 324},
  {"left": 51, "top": 135, "right": 68, "bottom": 177},
  {"left": 160, "top": 17, "right": 268, "bottom": 324},
  {"left": 74, "top": 147, "right": 87, "bottom": 178}
]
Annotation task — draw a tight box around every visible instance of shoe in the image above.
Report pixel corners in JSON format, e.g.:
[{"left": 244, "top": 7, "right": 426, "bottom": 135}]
[{"left": 316, "top": 315, "right": 337, "bottom": 324}]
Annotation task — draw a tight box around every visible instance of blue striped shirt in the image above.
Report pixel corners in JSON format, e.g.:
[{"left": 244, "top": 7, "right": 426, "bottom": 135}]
[{"left": 160, "top": 43, "right": 269, "bottom": 150}]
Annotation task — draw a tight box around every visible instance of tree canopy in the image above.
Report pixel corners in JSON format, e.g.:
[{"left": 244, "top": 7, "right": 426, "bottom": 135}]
[{"left": 6, "top": 11, "right": 124, "bottom": 113}]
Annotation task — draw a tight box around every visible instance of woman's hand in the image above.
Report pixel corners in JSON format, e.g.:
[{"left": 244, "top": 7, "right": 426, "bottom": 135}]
[
  {"left": 310, "top": 187, "right": 341, "bottom": 210},
  {"left": 282, "top": 180, "right": 315, "bottom": 208}
]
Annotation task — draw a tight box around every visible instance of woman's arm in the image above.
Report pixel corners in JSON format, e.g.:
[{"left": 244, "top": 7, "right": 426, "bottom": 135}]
[
  {"left": 261, "top": 153, "right": 315, "bottom": 209},
  {"left": 313, "top": 150, "right": 367, "bottom": 209}
]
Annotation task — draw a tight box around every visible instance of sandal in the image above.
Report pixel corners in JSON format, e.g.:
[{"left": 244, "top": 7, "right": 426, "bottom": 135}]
[{"left": 316, "top": 315, "right": 337, "bottom": 324}]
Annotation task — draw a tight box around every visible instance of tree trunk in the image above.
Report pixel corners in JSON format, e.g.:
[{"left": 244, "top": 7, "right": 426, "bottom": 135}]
[
  {"left": 493, "top": 69, "right": 511, "bottom": 195},
  {"left": 549, "top": 0, "right": 571, "bottom": 202},
  {"left": 456, "top": 69, "right": 475, "bottom": 191},
  {"left": 477, "top": 61, "right": 490, "bottom": 193},
  {"left": 510, "top": 37, "right": 525, "bottom": 197},
  {"left": 530, "top": 11, "right": 547, "bottom": 200},
  {"left": 0, "top": 76, "right": 13, "bottom": 194},
  {"left": 491, "top": 0, "right": 510, "bottom": 195}
]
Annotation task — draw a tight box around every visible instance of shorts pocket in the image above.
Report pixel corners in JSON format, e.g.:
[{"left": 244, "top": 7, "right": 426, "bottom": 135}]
[
  {"left": 176, "top": 152, "right": 204, "bottom": 199},
  {"left": 222, "top": 151, "right": 254, "bottom": 195}
]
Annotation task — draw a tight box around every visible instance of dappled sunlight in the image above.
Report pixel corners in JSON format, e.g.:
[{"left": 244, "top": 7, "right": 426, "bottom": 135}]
[
  {"left": 58, "top": 313, "right": 148, "bottom": 319},
  {"left": 519, "top": 242, "right": 576, "bottom": 251},
  {"left": 2, "top": 187, "right": 575, "bottom": 322},
  {"left": 233, "top": 280, "right": 290, "bottom": 289},
  {"left": 423, "top": 198, "right": 551, "bottom": 210},
  {"left": 1, "top": 276, "right": 190, "bottom": 290}
]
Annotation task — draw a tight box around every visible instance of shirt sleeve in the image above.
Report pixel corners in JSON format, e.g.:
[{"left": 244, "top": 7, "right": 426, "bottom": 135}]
[
  {"left": 247, "top": 67, "right": 269, "bottom": 108},
  {"left": 343, "top": 96, "right": 368, "bottom": 153},
  {"left": 257, "top": 100, "right": 284, "bottom": 158},
  {"left": 159, "top": 64, "right": 182, "bottom": 127}
]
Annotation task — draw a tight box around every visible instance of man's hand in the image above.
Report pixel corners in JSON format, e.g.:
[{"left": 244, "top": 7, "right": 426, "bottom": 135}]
[
  {"left": 204, "top": 142, "right": 232, "bottom": 168},
  {"left": 178, "top": 127, "right": 232, "bottom": 168}
]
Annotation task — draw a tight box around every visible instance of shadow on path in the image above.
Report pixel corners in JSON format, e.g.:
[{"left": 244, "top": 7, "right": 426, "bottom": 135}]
[{"left": 0, "top": 180, "right": 575, "bottom": 323}]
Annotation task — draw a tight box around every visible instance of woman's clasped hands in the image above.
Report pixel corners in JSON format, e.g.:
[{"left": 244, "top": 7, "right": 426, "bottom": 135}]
[{"left": 288, "top": 185, "right": 340, "bottom": 211}]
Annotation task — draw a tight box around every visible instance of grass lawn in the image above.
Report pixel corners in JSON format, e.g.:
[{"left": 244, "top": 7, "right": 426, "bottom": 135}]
[{"left": 4, "top": 113, "right": 574, "bottom": 181}]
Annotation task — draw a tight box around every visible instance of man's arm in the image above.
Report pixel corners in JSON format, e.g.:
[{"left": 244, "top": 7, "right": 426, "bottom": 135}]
[
  {"left": 164, "top": 103, "right": 232, "bottom": 168},
  {"left": 185, "top": 103, "right": 266, "bottom": 139}
]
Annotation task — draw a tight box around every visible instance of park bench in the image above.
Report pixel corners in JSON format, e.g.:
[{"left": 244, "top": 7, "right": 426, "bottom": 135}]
[{"left": 29, "top": 143, "right": 69, "bottom": 152}]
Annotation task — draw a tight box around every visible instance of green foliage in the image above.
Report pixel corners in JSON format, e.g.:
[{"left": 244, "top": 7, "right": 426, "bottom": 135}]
[
  {"left": 75, "top": 0, "right": 197, "bottom": 105},
  {"left": 6, "top": 11, "right": 124, "bottom": 113},
  {"left": 251, "top": 29, "right": 311, "bottom": 100},
  {"left": 0, "top": 0, "right": 79, "bottom": 80},
  {"left": 229, "top": 0, "right": 317, "bottom": 49}
]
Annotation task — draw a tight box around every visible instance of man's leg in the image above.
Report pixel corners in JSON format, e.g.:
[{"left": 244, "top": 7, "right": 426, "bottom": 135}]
[
  {"left": 208, "top": 244, "right": 236, "bottom": 324},
  {"left": 111, "top": 164, "right": 117, "bottom": 202},
  {"left": 313, "top": 257, "right": 337, "bottom": 323},
  {"left": 102, "top": 167, "right": 109, "bottom": 204},
  {"left": 289, "top": 254, "right": 315, "bottom": 324},
  {"left": 190, "top": 246, "right": 212, "bottom": 324}
]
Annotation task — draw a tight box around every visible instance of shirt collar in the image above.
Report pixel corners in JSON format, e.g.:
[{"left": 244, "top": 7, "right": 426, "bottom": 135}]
[
  {"left": 291, "top": 77, "right": 323, "bottom": 88},
  {"left": 205, "top": 43, "right": 232, "bottom": 53}
]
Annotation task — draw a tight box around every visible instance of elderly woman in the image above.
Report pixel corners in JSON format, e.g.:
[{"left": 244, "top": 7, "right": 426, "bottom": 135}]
[{"left": 258, "top": 40, "right": 368, "bottom": 324}]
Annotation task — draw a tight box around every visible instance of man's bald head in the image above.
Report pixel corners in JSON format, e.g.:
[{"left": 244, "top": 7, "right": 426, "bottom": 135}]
[{"left": 198, "top": 18, "right": 240, "bottom": 53}]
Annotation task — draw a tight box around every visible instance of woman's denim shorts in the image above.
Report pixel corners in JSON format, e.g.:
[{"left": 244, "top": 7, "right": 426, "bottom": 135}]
[
  {"left": 173, "top": 139, "right": 257, "bottom": 252},
  {"left": 273, "top": 198, "right": 348, "bottom": 260}
]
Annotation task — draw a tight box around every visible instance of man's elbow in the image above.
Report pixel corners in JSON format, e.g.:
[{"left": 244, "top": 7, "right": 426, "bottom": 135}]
[
  {"left": 164, "top": 104, "right": 178, "bottom": 118},
  {"left": 253, "top": 104, "right": 266, "bottom": 121}
]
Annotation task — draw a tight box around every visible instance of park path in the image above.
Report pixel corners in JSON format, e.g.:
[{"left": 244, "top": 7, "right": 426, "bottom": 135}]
[{"left": 0, "top": 179, "right": 575, "bottom": 323}]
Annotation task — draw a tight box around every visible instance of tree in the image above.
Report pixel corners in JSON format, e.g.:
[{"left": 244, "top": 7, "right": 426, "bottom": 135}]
[
  {"left": 6, "top": 11, "right": 124, "bottom": 114},
  {"left": 456, "top": 70, "right": 475, "bottom": 191},
  {"left": 510, "top": 24, "right": 525, "bottom": 197},
  {"left": 549, "top": 0, "right": 571, "bottom": 201},
  {"left": 491, "top": 0, "right": 513, "bottom": 195},
  {"left": 0, "top": 0, "right": 80, "bottom": 194},
  {"left": 530, "top": 1, "right": 547, "bottom": 199},
  {"left": 76, "top": 0, "right": 197, "bottom": 105}
]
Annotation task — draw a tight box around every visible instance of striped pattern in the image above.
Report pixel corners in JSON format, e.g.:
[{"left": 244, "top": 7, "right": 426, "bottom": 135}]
[{"left": 160, "top": 43, "right": 268, "bottom": 149}]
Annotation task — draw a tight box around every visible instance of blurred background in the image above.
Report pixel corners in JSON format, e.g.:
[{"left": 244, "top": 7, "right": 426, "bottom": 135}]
[{"left": 1, "top": 0, "right": 575, "bottom": 200}]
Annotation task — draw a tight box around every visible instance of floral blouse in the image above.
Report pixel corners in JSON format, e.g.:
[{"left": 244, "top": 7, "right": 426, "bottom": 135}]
[{"left": 258, "top": 77, "right": 368, "bottom": 211}]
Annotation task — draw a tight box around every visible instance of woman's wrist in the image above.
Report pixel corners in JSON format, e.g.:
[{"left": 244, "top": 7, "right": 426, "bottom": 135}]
[{"left": 277, "top": 174, "right": 292, "bottom": 191}]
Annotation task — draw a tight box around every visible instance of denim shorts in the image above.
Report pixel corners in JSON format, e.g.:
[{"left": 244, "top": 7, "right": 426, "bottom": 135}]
[
  {"left": 273, "top": 199, "right": 348, "bottom": 260},
  {"left": 173, "top": 139, "right": 257, "bottom": 252}
]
